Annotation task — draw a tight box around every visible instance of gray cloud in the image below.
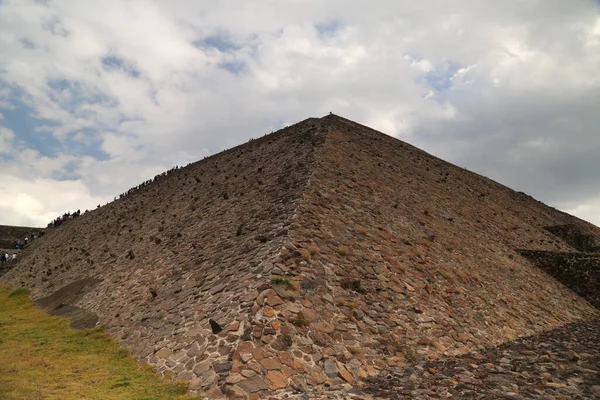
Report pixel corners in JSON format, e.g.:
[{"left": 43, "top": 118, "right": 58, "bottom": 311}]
[{"left": 0, "top": 0, "right": 598, "bottom": 226}]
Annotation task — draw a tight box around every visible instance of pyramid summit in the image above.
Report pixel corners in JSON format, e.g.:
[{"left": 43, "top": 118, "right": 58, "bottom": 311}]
[{"left": 1, "top": 114, "right": 599, "bottom": 398}]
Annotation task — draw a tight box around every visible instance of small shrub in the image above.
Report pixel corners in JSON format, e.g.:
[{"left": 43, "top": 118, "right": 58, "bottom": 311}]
[
  {"left": 128, "top": 250, "right": 135, "bottom": 260},
  {"left": 402, "top": 345, "right": 418, "bottom": 363},
  {"left": 272, "top": 334, "right": 293, "bottom": 350},
  {"left": 271, "top": 277, "right": 292, "bottom": 288},
  {"left": 337, "top": 245, "right": 349, "bottom": 256},
  {"left": 293, "top": 311, "right": 309, "bottom": 327},
  {"left": 154, "top": 237, "right": 161, "bottom": 245},
  {"left": 281, "top": 334, "right": 293, "bottom": 347},
  {"left": 340, "top": 279, "right": 366, "bottom": 294},
  {"left": 298, "top": 249, "right": 311, "bottom": 261},
  {"left": 307, "top": 244, "right": 320, "bottom": 256}
]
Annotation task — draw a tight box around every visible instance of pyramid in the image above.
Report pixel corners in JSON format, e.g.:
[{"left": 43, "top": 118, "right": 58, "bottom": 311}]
[{"left": 1, "top": 114, "right": 598, "bottom": 398}]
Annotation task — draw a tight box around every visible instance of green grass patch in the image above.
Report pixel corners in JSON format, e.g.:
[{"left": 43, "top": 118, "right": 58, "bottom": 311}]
[
  {"left": 0, "top": 286, "right": 197, "bottom": 400},
  {"left": 8, "top": 288, "right": 30, "bottom": 297}
]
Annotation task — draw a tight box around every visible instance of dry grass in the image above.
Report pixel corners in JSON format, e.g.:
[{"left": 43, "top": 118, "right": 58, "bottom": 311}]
[
  {"left": 293, "top": 311, "right": 309, "bottom": 327},
  {"left": 438, "top": 267, "right": 454, "bottom": 281},
  {"left": 337, "top": 245, "right": 349, "bottom": 256},
  {"left": 335, "top": 297, "right": 346, "bottom": 307},
  {"left": 0, "top": 287, "right": 196, "bottom": 400},
  {"left": 307, "top": 244, "right": 320, "bottom": 256},
  {"left": 296, "top": 249, "right": 311, "bottom": 261},
  {"left": 354, "top": 226, "right": 368, "bottom": 235}
]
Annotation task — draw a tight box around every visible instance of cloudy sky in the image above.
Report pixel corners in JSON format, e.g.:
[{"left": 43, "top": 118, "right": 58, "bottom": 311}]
[{"left": 0, "top": 0, "right": 599, "bottom": 227}]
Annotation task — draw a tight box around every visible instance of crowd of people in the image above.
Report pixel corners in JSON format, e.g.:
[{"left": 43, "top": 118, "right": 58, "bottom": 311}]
[
  {"left": 50, "top": 210, "right": 82, "bottom": 228},
  {"left": 12, "top": 230, "right": 46, "bottom": 249},
  {"left": 1, "top": 252, "right": 17, "bottom": 265},
  {"left": 117, "top": 165, "right": 181, "bottom": 200},
  {"left": 46, "top": 166, "right": 183, "bottom": 230}
]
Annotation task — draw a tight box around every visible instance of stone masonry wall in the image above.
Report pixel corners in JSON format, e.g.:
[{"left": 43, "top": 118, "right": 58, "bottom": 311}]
[
  {"left": 544, "top": 224, "right": 600, "bottom": 252},
  {"left": 517, "top": 250, "right": 600, "bottom": 309}
]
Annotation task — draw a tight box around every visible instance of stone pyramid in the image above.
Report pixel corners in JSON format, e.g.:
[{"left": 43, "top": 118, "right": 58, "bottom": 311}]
[{"left": 2, "top": 114, "right": 599, "bottom": 399}]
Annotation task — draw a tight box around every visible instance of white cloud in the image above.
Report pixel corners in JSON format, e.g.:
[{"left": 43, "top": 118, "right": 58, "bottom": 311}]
[
  {"left": 0, "top": 0, "right": 599, "bottom": 227},
  {"left": 565, "top": 199, "right": 600, "bottom": 228},
  {"left": 0, "top": 175, "right": 104, "bottom": 227}
]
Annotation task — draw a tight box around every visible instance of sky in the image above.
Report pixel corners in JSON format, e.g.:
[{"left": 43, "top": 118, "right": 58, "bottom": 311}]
[{"left": 0, "top": 0, "right": 599, "bottom": 228}]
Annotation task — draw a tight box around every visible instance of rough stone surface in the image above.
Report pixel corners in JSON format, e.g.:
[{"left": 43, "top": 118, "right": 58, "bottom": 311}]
[
  {"left": 237, "top": 375, "right": 268, "bottom": 393},
  {"left": 266, "top": 370, "right": 288, "bottom": 390},
  {"left": 518, "top": 250, "right": 600, "bottom": 308},
  {"left": 1, "top": 114, "right": 599, "bottom": 398},
  {"left": 362, "top": 319, "right": 600, "bottom": 399},
  {"left": 324, "top": 359, "right": 338, "bottom": 378}
]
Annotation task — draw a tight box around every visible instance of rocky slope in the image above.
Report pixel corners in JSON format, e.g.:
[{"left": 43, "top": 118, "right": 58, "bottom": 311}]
[{"left": 1, "top": 114, "right": 599, "bottom": 399}]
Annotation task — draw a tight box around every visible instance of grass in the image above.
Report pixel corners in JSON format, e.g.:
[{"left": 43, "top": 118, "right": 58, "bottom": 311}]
[
  {"left": 0, "top": 287, "right": 196, "bottom": 400},
  {"left": 307, "top": 244, "right": 320, "bottom": 256},
  {"left": 336, "top": 245, "right": 349, "bottom": 256}
]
